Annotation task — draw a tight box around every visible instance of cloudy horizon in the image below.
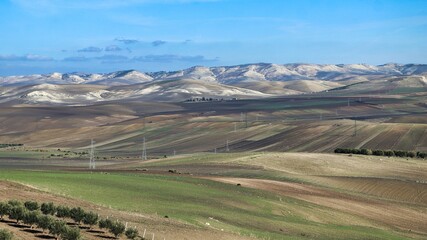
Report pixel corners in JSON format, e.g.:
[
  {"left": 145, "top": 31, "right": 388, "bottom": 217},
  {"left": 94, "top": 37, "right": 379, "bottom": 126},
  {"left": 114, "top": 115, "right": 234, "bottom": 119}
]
[{"left": 1, "top": 0, "right": 426, "bottom": 75}]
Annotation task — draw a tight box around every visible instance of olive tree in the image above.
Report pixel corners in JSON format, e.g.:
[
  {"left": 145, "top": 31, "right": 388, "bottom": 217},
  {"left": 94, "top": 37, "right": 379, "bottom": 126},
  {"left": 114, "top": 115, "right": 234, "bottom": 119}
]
[
  {"left": 37, "top": 215, "right": 54, "bottom": 233},
  {"left": 48, "top": 220, "right": 67, "bottom": 239},
  {"left": 83, "top": 211, "right": 98, "bottom": 228},
  {"left": 61, "top": 226, "right": 82, "bottom": 240},
  {"left": 109, "top": 221, "right": 126, "bottom": 239},
  {"left": 41, "top": 202, "right": 56, "bottom": 215},
  {"left": 0, "top": 229, "right": 13, "bottom": 240},
  {"left": 9, "top": 205, "right": 26, "bottom": 224},
  {"left": 0, "top": 202, "right": 11, "bottom": 220},
  {"left": 125, "top": 227, "right": 139, "bottom": 240},
  {"left": 24, "top": 201, "right": 39, "bottom": 211},
  {"left": 70, "top": 207, "right": 85, "bottom": 225}
]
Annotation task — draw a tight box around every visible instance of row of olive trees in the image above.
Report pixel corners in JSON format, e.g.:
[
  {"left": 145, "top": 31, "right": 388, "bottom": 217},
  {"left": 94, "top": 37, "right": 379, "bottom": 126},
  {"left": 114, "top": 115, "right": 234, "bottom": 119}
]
[
  {"left": 0, "top": 200, "right": 81, "bottom": 240},
  {"left": 0, "top": 200, "right": 140, "bottom": 240},
  {"left": 98, "top": 218, "right": 139, "bottom": 239},
  {"left": 334, "top": 148, "right": 427, "bottom": 158}
]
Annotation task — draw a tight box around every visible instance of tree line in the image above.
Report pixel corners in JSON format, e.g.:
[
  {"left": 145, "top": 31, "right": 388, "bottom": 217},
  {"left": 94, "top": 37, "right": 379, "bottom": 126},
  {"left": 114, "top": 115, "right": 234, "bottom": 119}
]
[
  {"left": 334, "top": 148, "right": 427, "bottom": 159},
  {"left": 0, "top": 144, "right": 23, "bottom": 148},
  {"left": 0, "top": 200, "right": 140, "bottom": 239}
]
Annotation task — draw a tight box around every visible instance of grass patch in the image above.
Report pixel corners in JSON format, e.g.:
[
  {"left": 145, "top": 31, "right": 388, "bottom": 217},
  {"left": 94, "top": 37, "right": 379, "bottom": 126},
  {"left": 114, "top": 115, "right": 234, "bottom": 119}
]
[{"left": 0, "top": 170, "right": 411, "bottom": 240}]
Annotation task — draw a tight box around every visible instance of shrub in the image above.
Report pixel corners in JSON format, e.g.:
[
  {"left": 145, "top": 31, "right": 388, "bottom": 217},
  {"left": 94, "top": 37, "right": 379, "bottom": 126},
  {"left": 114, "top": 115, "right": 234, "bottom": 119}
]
[
  {"left": 70, "top": 207, "right": 85, "bottom": 225},
  {"left": 384, "top": 150, "right": 395, "bottom": 157},
  {"left": 0, "top": 202, "right": 11, "bottom": 220},
  {"left": 48, "top": 220, "right": 67, "bottom": 239},
  {"left": 417, "top": 152, "right": 426, "bottom": 159},
  {"left": 372, "top": 150, "right": 384, "bottom": 156},
  {"left": 37, "top": 215, "right": 54, "bottom": 233},
  {"left": 83, "top": 211, "right": 98, "bottom": 228},
  {"left": 0, "top": 229, "right": 13, "bottom": 240},
  {"left": 407, "top": 151, "right": 416, "bottom": 158},
  {"left": 61, "top": 226, "right": 81, "bottom": 240},
  {"left": 24, "top": 201, "right": 39, "bottom": 211},
  {"left": 41, "top": 202, "right": 56, "bottom": 215},
  {"left": 393, "top": 150, "right": 407, "bottom": 157},
  {"left": 56, "top": 205, "right": 71, "bottom": 218},
  {"left": 109, "top": 221, "right": 126, "bottom": 238},
  {"left": 360, "top": 149, "right": 372, "bottom": 155},
  {"left": 351, "top": 149, "right": 361, "bottom": 154},
  {"left": 125, "top": 227, "right": 139, "bottom": 240}
]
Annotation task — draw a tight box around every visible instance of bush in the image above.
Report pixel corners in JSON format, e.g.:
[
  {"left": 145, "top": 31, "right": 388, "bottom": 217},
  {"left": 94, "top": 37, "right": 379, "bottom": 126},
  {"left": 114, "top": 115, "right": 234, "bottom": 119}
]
[
  {"left": 0, "top": 229, "right": 13, "bottom": 240},
  {"left": 24, "top": 201, "right": 39, "bottom": 211},
  {"left": 417, "top": 152, "right": 427, "bottom": 159},
  {"left": 360, "top": 149, "right": 372, "bottom": 155},
  {"left": 407, "top": 151, "right": 416, "bottom": 158},
  {"left": 83, "top": 211, "right": 98, "bottom": 228},
  {"left": 56, "top": 205, "right": 71, "bottom": 218},
  {"left": 0, "top": 202, "right": 11, "bottom": 220},
  {"left": 125, "top": 227, "right": 139, "bottom": 239},
  {"left": 109, "top": 221, "right": 126, "bottom": 238},
  {"left": 41, "top": 202, "right": 56, "bottom": 215},
  {"left": 393, "top": 150, "right": 407, "bottom": 157},
  {"left": 61, "top": 226, "right": 81, "bottom": 240},
  {"left": 70, "top": 207, "right": 85, "bottom": 224},
  {"left": 372, "top": 150, "right": 384, "bottom": 156},
  {"left": 384, "top": 150, "right": 395, "bottom": 157},
  {"left": 351, "top": 149, "right": 361, "bottom": 154}
]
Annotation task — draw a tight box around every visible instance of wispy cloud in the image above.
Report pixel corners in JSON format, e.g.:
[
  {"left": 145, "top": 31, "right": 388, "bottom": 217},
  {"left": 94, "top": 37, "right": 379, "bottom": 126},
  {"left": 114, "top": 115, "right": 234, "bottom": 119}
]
[
  {"left": 105, "top": 45, "right": 122, "bottom": 52},
  {"left": 77, "top": 46, "right": 103, "bottom": 53},
  {"left": 152, "top": 40, "right": 167, "bottom": 47},
  {"left": 63, "top": 56, "right": 89, "bottom": 62},
  {"left": 134, "top": 54, "right": 217, "bottom": 63},
  {"left": 115, "top": 38, "right": 139, "bottom": 44},
  {"left": 0, "top": 54, "right": 53, "bottom": 61}
]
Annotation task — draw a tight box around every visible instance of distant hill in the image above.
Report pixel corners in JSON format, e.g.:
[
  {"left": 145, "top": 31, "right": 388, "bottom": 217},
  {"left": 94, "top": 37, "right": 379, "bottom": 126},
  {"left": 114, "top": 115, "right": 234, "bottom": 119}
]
[{"left": 0, "top": 63, "right": 426, "bottom": 104}]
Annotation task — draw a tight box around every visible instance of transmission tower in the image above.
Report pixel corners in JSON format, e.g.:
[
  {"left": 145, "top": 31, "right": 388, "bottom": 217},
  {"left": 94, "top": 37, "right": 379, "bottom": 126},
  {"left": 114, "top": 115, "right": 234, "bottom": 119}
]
[
  {"left": 226, "top": 139, "right": 230, "bottom": 152},
  {"left": 89, "top": 139, "right": 95, "bottom": 170},
  {"left": 353, "top": 120, "right": 357, "bottom": 136},
  {"left": 141, "top": 137, "right": 147, "bottom": 160}
]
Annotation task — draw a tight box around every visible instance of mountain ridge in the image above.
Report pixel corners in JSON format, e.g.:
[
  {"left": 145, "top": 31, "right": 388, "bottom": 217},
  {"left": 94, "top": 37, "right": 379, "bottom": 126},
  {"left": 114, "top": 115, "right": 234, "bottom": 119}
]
[
  {"left": 1, "top": 63, "right": 426, "bottom": 105},
  {"left": 2, "top": 63, "right": 427, "bottom": 87}
]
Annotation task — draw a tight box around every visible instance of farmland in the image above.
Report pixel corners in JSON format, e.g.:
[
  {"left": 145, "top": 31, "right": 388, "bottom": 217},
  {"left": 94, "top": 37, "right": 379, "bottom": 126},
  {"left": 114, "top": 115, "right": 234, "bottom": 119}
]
[
  {"left": 0, "top": 91, "right": 426, "bottom": 239},
  {"left": 1, "top": 152, "right": 427, "bottom": 239}
]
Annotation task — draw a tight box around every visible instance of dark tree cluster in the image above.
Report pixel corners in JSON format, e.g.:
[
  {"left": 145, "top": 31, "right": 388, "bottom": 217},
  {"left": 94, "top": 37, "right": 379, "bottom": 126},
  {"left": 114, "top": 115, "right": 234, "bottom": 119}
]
[{"left": 334, "top": 148, "right": 426, "bottom": 159}]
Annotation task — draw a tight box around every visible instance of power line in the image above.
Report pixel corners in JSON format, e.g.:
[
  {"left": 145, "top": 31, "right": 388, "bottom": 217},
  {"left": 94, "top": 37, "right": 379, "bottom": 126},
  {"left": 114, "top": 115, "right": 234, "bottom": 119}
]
[{"left": 89, "top": 139, "right": 95, "bottom": 170}]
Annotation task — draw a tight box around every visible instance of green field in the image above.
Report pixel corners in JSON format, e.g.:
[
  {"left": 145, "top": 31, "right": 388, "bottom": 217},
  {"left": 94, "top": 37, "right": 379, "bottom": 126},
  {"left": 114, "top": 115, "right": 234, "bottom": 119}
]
[{"left": 0, "top": 170, "right": 410, "bottom": 240}]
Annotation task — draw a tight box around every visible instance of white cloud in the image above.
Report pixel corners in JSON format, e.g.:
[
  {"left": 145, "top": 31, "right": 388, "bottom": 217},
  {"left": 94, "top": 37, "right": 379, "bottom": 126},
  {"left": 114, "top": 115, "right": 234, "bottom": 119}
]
[{"left": 0, "top": 54, "right": 53, "bottom": 61}]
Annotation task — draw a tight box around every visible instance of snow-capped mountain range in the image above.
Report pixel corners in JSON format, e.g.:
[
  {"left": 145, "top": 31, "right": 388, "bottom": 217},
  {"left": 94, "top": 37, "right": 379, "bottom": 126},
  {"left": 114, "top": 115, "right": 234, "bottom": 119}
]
[{"left": 0, "top": 63, "right": 426, "bottom": 104}]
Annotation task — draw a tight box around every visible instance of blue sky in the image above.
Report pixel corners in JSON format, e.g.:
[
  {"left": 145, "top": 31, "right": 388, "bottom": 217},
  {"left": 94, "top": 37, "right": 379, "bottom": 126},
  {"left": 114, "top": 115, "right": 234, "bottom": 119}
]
[{"left": 0, "top": 0, "right": 426, "bottom": 75}]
